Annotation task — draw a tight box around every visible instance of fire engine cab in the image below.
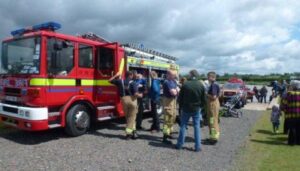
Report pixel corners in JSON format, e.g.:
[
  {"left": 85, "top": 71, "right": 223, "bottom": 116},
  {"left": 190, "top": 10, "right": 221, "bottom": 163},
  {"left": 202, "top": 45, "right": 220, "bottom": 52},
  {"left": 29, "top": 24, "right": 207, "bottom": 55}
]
[{"left": 0, "top": 22, "right": 179, "bottom": 136}]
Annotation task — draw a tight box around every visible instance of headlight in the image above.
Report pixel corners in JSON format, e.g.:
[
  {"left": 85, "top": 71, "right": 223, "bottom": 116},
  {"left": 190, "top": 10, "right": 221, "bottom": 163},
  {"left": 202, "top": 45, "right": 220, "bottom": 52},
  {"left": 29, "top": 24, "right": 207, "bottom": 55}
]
[
  {"left": 25, "top": 111, "right": 30, "bottom": 117},
  {"left": 19, "top": 110, "right": 25, "bottom": 116}
]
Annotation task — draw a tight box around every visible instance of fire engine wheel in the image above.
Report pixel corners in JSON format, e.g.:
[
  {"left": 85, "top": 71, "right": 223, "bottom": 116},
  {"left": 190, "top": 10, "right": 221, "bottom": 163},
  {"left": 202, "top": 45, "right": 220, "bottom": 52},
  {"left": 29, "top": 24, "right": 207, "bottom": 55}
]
[{"left": 65, "top": 104, "right": 91, "bottom": 137}]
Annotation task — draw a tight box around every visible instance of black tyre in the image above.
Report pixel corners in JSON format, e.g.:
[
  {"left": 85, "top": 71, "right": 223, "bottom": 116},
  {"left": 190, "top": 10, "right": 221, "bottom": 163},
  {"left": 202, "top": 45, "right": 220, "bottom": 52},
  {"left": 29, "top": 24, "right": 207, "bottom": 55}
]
[
  {"left": 242, "top": 98, "right": 247, "bottom": 106},
  {"left": 65, "top": 104, "right": 91, "bottom": 137},
  {"left": 236, "top": 101, "right": 242, "bottom": 109},
  {"left": 237, "top": 111, "right": 242, "bottom": 118}
]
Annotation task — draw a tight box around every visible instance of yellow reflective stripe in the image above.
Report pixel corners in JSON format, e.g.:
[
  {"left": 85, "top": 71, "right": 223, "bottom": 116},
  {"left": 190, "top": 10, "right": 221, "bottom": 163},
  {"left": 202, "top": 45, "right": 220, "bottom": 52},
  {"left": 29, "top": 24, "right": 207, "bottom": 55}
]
[
  {"left": 30, "top": 78, "right": 46, "bottom": 86},
  {"left": 95, "top": 80, "right": 111, "bottom": 86},
  {"left": 290, "top": 91, "right": 300, "bottom": 95},
  {"left": 30, "top": 78, "right": 76, "bottom": 86},
  {"left": 209, "top": 117, "right": 214, "bottom": 125},
  {"left": 81, "top": 79, "right": 95, "bottom": 86},
  {"left": 30, "top": 78, "right": 112, "bottom": 86},
  {"left": 128, "top": 56, "right": 137, "bottom": 63},
  {"left": 125, "top": 128, "right": 134, "bottom": 134},
  {"left": 81, "top": 79, "right": 112, "bottom": 86},
  {"left": 119, "top": 58, "right": 125, "bottom": 75},
  {"left": 287, "top": 102, "right": 300, "bottom": 107},
  {"left": 127, "top": 56, "right": 179, "bottom": 70}
]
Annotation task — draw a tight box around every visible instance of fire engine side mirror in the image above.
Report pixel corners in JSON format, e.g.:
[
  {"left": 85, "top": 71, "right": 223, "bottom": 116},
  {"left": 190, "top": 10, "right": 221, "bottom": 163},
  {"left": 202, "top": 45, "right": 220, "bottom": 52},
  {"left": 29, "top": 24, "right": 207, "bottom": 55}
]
[
  {"left": 62, "top": 41, "right": 72, "bottom": 48},
  {"left": 53, "top": 41, "right": 71, "bottom": 50}
]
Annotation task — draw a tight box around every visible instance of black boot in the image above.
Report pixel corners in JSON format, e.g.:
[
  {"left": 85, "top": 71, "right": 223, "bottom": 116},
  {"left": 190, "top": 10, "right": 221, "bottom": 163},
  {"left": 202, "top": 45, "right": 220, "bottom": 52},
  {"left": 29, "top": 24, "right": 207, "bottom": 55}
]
[
  {"left": 132, "top": 131, "right": 139, "bottom": 140},
  {"left": 168, "top": 132, "right": 177, "bottom": 139},
  {"left": 162, "top": 135, "right": 172, "bottom": 144},
  {"left": 125, "top": 134, "right": 132, "bottom": 140}
]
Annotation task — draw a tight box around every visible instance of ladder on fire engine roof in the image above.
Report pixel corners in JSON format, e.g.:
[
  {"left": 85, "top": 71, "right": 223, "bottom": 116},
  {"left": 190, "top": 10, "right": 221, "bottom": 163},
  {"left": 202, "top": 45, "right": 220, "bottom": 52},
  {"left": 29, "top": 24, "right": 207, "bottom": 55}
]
[
  {"left": 79, "top": 32, "right": 177, "bottom": 62},
  {"left": 79, "top": 32, "right": 111, "bottom": 43},
  {"left": 122, "top": 43, "right": 177, "bottom": 61}
]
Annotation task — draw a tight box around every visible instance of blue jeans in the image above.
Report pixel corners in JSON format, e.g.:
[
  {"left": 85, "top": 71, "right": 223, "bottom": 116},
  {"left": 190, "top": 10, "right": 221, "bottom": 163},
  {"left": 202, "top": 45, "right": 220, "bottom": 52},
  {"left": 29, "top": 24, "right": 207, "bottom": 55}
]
[{"left": 176, "top": 109, "right": 201, "bottom": 150}]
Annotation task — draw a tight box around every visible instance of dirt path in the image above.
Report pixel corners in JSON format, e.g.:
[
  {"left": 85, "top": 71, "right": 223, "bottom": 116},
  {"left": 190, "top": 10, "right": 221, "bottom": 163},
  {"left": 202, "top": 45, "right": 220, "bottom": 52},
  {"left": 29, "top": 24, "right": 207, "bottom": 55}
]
[
  {"left": 243, "top": 102, "right": 269, "bottom": 111},
  {"left": 0, "top": 109, "right": 263, "bottom": 171}
]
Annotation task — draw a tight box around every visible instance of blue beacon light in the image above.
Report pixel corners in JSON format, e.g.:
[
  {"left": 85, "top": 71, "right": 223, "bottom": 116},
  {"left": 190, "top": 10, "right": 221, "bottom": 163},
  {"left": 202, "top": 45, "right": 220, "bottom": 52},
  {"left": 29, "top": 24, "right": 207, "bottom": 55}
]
[{"left": 11, "top": 21, "right": 61, "bottom": 36}]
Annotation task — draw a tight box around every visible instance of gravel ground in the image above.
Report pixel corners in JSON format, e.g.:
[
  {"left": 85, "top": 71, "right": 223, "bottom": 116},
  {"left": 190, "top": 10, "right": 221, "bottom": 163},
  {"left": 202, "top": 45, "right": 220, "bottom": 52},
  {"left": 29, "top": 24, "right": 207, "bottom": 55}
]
[{"left": 0, "top": 109, "right": 262, "bottom": 171}]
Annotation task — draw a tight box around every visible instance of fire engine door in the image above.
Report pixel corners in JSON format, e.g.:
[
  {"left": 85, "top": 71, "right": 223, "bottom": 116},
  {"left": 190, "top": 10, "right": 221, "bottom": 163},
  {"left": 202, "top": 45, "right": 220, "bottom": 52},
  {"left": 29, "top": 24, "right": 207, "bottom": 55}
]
[{"left": 95, "top": 43, "right": 119, "bottom": 104}]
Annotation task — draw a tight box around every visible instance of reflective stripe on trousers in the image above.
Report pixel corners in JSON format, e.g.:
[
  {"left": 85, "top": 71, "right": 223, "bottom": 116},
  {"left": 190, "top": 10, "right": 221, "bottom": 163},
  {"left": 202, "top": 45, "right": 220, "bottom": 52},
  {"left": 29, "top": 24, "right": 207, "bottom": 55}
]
[
  {"left": 162, "top": 97, "right": 177, "bottom": 135},
  {"left": 121, "top": 96, "right": 138, "bottom": 134},
  {"left": 208, "top": 98, "right": 220, "bottom": 140}
]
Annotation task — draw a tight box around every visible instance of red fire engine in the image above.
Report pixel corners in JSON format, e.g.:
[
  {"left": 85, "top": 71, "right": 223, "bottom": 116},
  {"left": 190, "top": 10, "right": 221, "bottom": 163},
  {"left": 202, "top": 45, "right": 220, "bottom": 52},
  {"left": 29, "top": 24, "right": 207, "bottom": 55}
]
[{"left": 0, "top": 22, "right": 179, "bottom": 136}]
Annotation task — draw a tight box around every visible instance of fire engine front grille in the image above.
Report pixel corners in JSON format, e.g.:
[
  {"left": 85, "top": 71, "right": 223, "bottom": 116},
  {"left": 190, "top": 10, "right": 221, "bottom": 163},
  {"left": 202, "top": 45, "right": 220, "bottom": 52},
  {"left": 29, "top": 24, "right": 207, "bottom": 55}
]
[
  {"left": 3, "top": 106, "right": 18, "bottom": 114},
  {"left": 224, "top": 92, "right": 236, "bottom": 96},
  {"left": 5, "top": 88, "right": 21, "bottom": 96}
]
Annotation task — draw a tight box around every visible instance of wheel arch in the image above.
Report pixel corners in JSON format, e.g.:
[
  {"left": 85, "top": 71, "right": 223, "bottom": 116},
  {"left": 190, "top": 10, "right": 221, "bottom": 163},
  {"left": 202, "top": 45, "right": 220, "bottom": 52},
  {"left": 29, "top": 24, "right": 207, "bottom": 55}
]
[{"left": 61, "top": 96, "right": 96, "bottom": 127}]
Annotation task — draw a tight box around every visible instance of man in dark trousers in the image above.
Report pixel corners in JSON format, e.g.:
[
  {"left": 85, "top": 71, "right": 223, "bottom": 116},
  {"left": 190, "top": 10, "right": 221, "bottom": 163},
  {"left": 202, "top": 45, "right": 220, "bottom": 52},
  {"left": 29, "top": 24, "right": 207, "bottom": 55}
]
[
  {"left": 134, "top": 72, "right": 147, "bottom": 130},
  {"left": 176, "top": 70, "right": 206, "bottom": 152},
  {"left": 253, "top": 86, "right": 260, "bottom": 101},
  {"left": 148, "top": 71, "right": 161, "bottom": 133},
  {"left": 260, "top": 86, "right": 268, "bottom": 103}
]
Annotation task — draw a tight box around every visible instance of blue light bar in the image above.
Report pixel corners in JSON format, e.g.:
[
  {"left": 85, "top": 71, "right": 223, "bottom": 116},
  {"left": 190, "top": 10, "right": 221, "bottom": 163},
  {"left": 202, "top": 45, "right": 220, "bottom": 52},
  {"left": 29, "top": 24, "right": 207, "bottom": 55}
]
[
  {"left": 32, "top": 22, "right": 61, "bottom": 31},
  {"left": 11, "top": 28, "right": 26, "bottom": 36},
  {"left": 11, "top": 21, "right": 61, "bottom": 36}
]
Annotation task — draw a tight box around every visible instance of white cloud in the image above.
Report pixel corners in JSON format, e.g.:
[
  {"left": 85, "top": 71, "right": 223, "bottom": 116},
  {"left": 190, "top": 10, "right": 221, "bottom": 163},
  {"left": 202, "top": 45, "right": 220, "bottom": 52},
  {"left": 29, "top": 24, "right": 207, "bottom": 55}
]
[{"left": 0, "top": 0, "right": 300, "bottom": 75}]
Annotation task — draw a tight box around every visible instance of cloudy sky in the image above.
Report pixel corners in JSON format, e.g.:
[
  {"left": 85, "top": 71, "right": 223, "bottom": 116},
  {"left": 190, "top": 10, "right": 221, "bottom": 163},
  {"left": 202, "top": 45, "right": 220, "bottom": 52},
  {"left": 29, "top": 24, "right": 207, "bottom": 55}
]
[{"left": 1, "top": 0, "right": 300, "bottom": 75}]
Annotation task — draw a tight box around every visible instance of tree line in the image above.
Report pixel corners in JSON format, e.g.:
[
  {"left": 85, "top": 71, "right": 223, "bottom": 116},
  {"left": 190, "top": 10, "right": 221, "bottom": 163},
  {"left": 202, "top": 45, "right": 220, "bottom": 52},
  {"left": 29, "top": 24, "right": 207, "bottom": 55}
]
[{"left": 182, "top": 72, "right": 300, "bottom": 83}]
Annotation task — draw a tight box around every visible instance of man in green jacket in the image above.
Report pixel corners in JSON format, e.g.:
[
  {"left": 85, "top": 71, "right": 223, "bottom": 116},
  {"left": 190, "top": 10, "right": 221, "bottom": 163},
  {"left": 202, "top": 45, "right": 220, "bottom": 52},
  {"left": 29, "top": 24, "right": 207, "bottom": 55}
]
[{"left": 176, "top": 69, "right": 206, "bottom": 152}]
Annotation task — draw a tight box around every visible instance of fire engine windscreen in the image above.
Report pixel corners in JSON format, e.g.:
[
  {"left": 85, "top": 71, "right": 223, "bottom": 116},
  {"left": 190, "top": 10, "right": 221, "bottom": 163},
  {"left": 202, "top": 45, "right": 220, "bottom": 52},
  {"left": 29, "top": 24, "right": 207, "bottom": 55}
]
[
  {"left": 47, "top": 38, "right": 74, "bottom": 75},
  {"left": 1, "top": 37, "right": 41, "bottom": 74}
]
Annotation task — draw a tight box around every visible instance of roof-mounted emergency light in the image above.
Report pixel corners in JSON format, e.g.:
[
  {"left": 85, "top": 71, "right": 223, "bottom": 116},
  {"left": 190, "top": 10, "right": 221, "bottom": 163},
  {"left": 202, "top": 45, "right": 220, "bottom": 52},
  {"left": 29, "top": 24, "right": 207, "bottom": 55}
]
[{"left": 11, "top": 21, "right": 61, "bottom": 36}]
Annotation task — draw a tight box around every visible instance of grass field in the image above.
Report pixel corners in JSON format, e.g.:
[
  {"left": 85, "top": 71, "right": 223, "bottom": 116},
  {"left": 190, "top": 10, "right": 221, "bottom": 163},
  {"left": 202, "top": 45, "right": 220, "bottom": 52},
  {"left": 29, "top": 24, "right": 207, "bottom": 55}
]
[
  {"left": 218, "top": 81, "right": 269, "bottom": 86},
  {"left": 233, "top": 111, "right": 300, "bottom": 171}
]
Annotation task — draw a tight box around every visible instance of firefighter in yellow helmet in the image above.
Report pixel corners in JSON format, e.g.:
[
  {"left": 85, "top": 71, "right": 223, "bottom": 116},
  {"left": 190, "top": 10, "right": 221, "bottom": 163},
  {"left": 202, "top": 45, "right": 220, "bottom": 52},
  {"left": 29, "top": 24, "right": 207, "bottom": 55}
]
[
  {"left": 162, "top": 69, "right": 179, "bottom": 144},
  {"left": 207, "top": 71, "right": 220, "bottom": 144}
]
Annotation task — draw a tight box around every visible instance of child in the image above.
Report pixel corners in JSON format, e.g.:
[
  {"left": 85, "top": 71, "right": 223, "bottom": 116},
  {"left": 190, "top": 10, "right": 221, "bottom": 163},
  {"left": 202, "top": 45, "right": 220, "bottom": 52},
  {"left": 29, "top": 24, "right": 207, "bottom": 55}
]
[{"left": 271, "top": 104, "right": 281, "bottom": 134}]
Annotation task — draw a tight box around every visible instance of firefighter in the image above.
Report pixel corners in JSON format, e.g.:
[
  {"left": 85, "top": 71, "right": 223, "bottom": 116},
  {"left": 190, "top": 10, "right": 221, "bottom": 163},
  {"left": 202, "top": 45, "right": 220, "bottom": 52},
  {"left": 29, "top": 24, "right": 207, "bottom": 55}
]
[
  {"left": 162, "top": 69, "right": 179, "bottom": 144},
  {"left": 207, "top": 71, "right": 220, "bottom": 144},
  {"left": 134, "top": 72, "right": 147, "bottom": 130},
  {"left": 109, "top": 71, "right": 143, "bottom": 140}
]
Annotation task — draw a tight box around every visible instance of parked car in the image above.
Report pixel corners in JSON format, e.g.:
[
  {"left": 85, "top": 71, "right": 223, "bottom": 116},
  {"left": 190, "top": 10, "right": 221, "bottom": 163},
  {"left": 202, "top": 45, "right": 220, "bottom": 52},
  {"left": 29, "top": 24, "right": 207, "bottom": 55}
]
[
  {"left": 220, "top": 77, "right": 247, "bottom": 108},
  {"left": 245, "top": 87, "right": 255, "bottom": 102}
]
